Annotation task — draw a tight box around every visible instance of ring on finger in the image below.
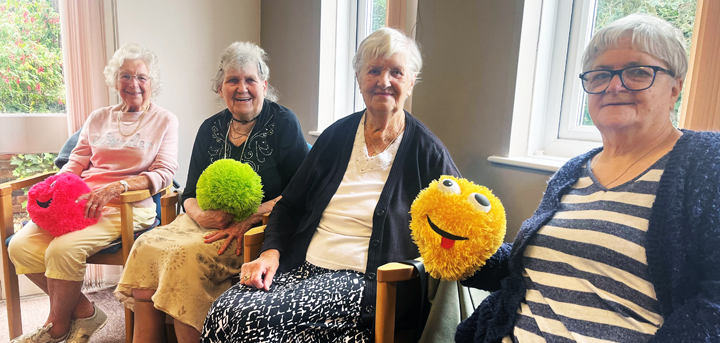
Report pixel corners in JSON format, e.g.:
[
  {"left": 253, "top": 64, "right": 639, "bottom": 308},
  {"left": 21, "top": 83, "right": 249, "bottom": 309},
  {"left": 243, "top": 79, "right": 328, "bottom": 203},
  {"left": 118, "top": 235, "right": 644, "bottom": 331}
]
[{"left": 242, "top": 274, "right": 250, "bottom": 281}]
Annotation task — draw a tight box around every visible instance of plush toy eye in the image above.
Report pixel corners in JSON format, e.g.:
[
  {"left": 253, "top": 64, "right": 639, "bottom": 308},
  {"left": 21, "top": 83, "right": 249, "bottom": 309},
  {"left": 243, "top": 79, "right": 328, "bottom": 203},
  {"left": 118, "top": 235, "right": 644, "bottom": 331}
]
[
  {"left": 438, "top": 178, "right": 461, "bottom": 194},
  {"left": 50, "top": 181, "right": 57, "bottom": 187},
  {"left": 468, "top": 193, "right": 491, "bottom": 213}
]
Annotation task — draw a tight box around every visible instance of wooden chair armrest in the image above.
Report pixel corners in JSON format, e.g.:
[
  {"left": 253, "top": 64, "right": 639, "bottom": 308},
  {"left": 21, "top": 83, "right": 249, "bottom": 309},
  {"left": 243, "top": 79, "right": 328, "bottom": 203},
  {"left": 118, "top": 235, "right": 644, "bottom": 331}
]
[
  {"left": 262, "top": 212, "right": 270, "bottom": 225},
  {"left": 120, "top": 184, "right": 174, "bottom": 204},
  {"left": 160, "top": 191, "right": 178, "bottom": 207},
  {"left": 375, "top": 258, "right": 424, "bottom": 343},
  {"left": 377, "top": 262, "right": 420, "bottom": 283},
  {"left": 0, "top": 171, "right": 56, "bottom": 196},
  {"left": 243, "top": 225, "right": 266, "bottom": 263}
]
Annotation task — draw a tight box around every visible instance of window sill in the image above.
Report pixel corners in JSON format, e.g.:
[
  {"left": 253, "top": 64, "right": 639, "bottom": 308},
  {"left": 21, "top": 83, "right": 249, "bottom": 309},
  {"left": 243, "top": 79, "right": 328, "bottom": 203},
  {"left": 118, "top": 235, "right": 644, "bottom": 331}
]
[
  {"left": 0, "top": 113, "right": 67, "bottom": 118},
  {"left": 309, "top": 130, "right": 322, "bottom": 137},
  {"left": 487, "top": 155, "right": 567, "bottom": 173}
]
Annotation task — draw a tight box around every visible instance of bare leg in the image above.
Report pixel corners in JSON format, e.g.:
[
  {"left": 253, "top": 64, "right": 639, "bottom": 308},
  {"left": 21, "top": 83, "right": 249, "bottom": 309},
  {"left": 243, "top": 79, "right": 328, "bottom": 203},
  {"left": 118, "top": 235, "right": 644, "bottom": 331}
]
[
  {"left": 131, "top": 289, "right": 165, "bottom": 343},
  {"left": 174, "top": 320, "right": 201, "bottom": 343},
  {"left": 43, "top": 278, "right": 94, "bottom": 338}
]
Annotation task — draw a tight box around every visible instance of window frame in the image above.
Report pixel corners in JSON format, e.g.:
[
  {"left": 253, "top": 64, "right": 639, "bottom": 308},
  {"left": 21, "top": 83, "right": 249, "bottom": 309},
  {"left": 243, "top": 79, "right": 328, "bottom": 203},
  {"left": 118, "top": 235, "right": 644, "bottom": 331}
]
[
  {"left": 490, "top": 0, "right": 603, "bottom": 171},
  {"left": 312, "top": 0, "right": 377, "bottom": 136}
]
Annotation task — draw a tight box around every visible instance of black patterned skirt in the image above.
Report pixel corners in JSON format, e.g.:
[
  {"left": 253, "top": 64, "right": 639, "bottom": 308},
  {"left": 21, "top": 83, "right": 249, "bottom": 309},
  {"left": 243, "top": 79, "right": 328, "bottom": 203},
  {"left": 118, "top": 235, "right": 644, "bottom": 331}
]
[{"left": 200, "top": 261, "right": 371, "bottom": 343}]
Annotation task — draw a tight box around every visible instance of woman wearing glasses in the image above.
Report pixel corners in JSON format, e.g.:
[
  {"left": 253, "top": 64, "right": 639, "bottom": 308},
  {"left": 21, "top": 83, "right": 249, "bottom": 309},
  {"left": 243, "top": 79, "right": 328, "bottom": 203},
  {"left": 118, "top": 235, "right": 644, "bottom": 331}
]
[
  {"left": 8, "top": 43, "right": 178, "bottom": 343},
  {"left": 115, "top": 41, "right": 309, "bottom": 343},
  {"left": 457, "top": 14, "right": 720, "bottom": 343}
]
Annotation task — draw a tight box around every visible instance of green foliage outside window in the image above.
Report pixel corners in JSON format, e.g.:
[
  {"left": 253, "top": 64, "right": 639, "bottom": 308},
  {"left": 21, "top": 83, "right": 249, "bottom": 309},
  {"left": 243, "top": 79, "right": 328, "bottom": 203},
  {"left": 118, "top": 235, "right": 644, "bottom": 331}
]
[
  {"left": 580, "top": 0, "right": 697, "bottom": 127},
  {"left": 0, "top": 0, "right": 66, "bottom": 113},
  {"left": 10, "top": 153, "right": 58, "bottom": 209},
  {"left": 372, "top": 0, "right": 387, "bottom": 32}
]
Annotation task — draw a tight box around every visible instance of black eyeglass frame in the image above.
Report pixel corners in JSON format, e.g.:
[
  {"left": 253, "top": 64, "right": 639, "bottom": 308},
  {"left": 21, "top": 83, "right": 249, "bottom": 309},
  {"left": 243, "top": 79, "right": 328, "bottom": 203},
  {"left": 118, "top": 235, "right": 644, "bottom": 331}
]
[{"left": 578, "top": 65, "right": 675, "bottom": 94}]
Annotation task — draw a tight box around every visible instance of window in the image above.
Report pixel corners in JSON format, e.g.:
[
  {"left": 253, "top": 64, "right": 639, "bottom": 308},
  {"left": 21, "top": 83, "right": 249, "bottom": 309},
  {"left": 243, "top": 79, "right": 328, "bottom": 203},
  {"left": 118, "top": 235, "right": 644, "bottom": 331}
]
[
  {"left": 312, "top": 0, "right": 387, "bottom": 135},
  {"left": 490, "top": 0, "right": 697, "bottom": 171}
]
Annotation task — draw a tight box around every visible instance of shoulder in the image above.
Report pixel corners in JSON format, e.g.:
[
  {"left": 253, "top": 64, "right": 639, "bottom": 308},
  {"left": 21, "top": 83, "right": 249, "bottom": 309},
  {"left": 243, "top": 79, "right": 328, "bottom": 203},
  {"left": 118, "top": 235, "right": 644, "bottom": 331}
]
[
  {"left": 198, "top": 109, "right": 228, "bottom": 133},
  {"left": 263, "top": 100, "right": 302, "bottom": 128},
  {"left": 673, "top": 130, "right": 720, "bottom": 157},
  {"left": 147, "top": 103, "right": 179, "bottom": 127}
]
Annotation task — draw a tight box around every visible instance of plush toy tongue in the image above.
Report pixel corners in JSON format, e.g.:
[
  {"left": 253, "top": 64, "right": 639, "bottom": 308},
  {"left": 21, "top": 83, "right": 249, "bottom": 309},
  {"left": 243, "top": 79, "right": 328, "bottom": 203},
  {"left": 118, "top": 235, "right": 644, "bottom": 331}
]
[{"left": 441, "top": 237, "right": 455, "bottom": 249}]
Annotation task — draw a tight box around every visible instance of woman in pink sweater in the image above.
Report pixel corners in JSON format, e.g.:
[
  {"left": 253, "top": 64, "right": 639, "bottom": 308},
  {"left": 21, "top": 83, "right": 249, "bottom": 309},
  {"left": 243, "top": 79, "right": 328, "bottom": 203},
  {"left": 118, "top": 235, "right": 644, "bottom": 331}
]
[{"left": 8, "top": 43, "right": 178, "bottom": 343}]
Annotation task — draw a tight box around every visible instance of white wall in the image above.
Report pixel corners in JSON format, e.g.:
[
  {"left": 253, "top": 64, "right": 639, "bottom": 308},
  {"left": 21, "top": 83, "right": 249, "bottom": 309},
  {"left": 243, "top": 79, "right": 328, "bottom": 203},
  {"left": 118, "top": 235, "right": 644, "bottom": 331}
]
[
  {"left": 0, "top": 116, "right": 68, "bottom": 154},
  {"left": 115, "top": 0, "right": 261, "bottom": 187}
]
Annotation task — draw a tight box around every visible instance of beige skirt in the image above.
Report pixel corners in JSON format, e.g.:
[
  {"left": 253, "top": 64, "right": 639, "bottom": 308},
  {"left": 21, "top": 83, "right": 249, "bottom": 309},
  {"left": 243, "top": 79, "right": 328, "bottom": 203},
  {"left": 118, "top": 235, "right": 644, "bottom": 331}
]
[{"left": 115, "top": 213, "right": 243, "bottom": 331}]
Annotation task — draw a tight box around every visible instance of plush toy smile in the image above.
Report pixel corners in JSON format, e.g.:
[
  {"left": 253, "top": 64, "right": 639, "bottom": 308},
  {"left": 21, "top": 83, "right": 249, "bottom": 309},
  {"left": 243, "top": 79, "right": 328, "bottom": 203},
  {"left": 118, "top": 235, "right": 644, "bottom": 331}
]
[
  {"left": 36, "top": 198, "right": 53, "bottom": 208},
  {"left": 410, "top": 176, "right": 506, "bottom": 281},
  {"left": 426, "top": 215, "right": 468, "bottom": 249}
]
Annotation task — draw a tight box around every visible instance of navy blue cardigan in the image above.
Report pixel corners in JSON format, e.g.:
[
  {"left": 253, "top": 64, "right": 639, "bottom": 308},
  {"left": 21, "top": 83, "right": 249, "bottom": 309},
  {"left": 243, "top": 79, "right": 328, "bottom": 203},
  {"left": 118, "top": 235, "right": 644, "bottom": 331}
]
[
  {"left": 457, "top": 130, "right": 720, "bottom": 343},
  {"left": 261, "top": 110, "right": 460, "bottom": 328}
]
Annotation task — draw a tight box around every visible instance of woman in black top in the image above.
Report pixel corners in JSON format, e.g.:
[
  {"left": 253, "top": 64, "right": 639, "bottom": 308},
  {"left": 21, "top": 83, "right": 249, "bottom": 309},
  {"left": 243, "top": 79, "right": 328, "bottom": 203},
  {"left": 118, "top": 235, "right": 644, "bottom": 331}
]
[{"left": 115, "top": 41, "right": 308, "bottom": 343}]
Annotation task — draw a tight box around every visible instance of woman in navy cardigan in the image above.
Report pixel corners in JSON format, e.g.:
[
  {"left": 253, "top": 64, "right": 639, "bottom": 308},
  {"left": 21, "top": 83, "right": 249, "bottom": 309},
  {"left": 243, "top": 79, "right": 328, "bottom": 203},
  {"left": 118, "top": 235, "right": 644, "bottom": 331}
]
[{"left": 458, "top": 14, "right": 720, "bottom": 343}]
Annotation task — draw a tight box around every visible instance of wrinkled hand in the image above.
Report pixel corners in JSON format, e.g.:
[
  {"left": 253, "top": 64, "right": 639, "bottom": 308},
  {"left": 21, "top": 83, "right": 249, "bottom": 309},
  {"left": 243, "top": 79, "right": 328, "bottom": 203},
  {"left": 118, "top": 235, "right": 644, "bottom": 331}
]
[
  {"left": 240, "top": 249, "right": 280, "bottom": 291},
  {"left": 203, "top": 220, "right": 252, "bottom": 255},
  {"left": 76, "top": 183, "right": 122, "bottom": 219},
  {"left": 194, "top": 209, "right": 234, "bottom": 230}
]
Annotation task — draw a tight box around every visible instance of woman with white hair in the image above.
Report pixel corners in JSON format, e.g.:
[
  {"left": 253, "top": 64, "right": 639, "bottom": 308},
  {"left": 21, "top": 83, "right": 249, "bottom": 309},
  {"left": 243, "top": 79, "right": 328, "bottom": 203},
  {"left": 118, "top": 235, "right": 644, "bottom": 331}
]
[
  {"left": 457, "top": 14, "right": 720, "bottom": 343},
  {"left": 8, "top": 43, "right": 178, "bottom": 343},
  {"left": 115, "top": 41, "right": 309, "bottom": 343},
  {"left": 201, "top": 27, "right": 459, "bottom": 343}
]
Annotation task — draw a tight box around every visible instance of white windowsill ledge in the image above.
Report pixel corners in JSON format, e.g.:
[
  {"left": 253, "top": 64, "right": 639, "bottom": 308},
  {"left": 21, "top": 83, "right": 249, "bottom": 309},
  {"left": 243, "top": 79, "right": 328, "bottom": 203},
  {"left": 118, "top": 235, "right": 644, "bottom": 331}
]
[
  {"left": 309, "top": 130, "right": 323, "bottom": 137},
  {"left": 0, "top": 113, "right": 67, "bottom": 118},
  {"left": 488, "top": 155, "right": 568, "bottom": 173}
]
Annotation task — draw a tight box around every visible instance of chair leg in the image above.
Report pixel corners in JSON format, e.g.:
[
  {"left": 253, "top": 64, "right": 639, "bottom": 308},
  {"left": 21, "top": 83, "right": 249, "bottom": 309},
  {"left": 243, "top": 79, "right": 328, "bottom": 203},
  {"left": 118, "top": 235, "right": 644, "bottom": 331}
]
[
  {"left": 2, "top": 188, "right": 23, "bottom": 340},
  {"left": 125, "top": 308, "right": 134, "bottom": 343},
  {"left": 376, "top": 280, "right": 397, "bottom": 343},
  {"left": 3, "top": 260, "right": 23, "bottom": 340}
]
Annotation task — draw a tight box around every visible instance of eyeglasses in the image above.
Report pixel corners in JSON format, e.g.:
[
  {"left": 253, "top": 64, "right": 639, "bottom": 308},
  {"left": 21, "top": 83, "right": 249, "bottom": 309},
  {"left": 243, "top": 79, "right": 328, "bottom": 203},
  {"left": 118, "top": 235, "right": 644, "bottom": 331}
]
[
  {"left": 579, "top": 65, "right": 674, "bottom": 94},
  {"left": 118, "top": 73, "right": 152, "bottom": 84}
]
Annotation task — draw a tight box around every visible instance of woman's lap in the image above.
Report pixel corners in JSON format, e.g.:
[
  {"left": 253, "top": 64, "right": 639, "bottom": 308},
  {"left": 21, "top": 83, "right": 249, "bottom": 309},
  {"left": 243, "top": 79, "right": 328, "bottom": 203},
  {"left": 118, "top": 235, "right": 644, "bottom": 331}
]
[
  {"left": 115, "top": 213, "right": 243, "bottom": 331},
  {"left": 201, "top": 261, "right": 370, "bottom": 343}
]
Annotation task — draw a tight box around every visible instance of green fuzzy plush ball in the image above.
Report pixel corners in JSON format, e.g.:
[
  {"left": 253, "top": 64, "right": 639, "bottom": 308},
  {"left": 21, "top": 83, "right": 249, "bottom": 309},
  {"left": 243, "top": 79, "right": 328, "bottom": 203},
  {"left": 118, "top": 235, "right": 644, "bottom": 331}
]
[{"left": 196, "top": 159, "right": 264, "bottom": 221}]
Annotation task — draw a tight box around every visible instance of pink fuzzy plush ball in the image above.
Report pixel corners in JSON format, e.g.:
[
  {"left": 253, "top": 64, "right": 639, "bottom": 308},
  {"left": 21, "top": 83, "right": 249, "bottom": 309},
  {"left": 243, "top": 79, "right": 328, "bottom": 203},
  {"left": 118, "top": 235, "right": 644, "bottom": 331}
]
[{"left": 27, "top": 173, "right": 99, "bottom": 237}]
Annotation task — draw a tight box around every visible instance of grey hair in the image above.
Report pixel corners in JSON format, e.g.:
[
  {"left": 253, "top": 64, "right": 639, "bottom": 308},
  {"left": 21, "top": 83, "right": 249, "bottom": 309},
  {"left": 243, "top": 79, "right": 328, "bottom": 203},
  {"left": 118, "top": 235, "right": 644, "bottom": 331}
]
[
  {"left": 582, "top": 13, "right": 688, "bottom": 80},
  {"left": 211, "top": 41, "right": 278, "bottom": 102},
  {"left": 352, "top": 27, "right": 422, "bottom": 80},
  {"left": 104, "top": 43, "right": 161, "bottom": 98}
]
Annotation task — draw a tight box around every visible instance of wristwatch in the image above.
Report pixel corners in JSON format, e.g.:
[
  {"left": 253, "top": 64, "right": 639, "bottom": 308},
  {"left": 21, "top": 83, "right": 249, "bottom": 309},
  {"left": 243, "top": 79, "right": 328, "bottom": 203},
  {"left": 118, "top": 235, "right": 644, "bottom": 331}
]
[{"left": 119, "top": 180, "right": 129, "bottom": 193}]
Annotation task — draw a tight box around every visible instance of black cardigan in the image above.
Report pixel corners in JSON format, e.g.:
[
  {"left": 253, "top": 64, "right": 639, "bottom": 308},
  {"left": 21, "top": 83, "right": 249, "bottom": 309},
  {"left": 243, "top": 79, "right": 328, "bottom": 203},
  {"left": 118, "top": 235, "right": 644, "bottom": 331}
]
[
  {"left": 181, "top": 100, "right": 309, "bottom": 206},
  {"left": 261, "top": 110, "right": 460, "bottom": 328}
]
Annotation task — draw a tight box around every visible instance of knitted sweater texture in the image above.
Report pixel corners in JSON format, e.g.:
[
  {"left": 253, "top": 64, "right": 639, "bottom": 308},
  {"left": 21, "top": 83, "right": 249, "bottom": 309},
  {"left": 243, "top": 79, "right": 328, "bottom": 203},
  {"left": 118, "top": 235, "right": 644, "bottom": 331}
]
[{"left": 457, "top": 130, "right": 720, "bottom": 343}]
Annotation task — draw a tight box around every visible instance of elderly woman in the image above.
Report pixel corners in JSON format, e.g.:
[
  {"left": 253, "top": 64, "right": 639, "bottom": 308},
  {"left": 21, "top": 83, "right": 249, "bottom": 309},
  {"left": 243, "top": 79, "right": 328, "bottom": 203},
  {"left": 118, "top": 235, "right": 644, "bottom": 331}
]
[
  {"left": 115, "top": 41, "right": 309, "bottom": 343},
  {"left": 8, "top": 43, "right": 178, "bottom": 343},
  {"left": 200, "top": 27, "right": 459, "bottom": 342},
  {"left": 456, "top": 14, "right": 720, "bottom": 343}
]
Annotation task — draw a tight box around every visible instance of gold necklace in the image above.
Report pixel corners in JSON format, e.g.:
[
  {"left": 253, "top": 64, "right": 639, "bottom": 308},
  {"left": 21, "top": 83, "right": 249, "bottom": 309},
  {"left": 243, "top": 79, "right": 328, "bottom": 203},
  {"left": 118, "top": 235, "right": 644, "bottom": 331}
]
[
  {"left": 365, "top": 116, "right": 404, "bottom": 157},
  {"left": 592, "top": 129, "right": 674, "bottom": 188},
  {"left": 117, "top": 104, "right": 149, "bottom": 137}
]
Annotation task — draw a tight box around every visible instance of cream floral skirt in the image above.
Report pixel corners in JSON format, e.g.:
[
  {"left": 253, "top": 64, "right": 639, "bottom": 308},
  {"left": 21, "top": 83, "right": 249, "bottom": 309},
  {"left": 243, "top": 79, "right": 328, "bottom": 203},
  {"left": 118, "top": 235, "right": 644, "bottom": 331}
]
[{"left": 115, "top": 213, "right": 243, "bottom": 331}]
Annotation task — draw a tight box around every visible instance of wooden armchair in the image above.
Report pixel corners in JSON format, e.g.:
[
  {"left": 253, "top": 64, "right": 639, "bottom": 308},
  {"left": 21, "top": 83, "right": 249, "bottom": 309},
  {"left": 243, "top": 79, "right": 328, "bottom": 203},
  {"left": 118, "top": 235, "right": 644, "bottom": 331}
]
[
  {"left": 0, "top": 171, "right": 179, "bottom": 343},
  {"left": 242, "top": 224, "right": 422, "bottom": 342}
]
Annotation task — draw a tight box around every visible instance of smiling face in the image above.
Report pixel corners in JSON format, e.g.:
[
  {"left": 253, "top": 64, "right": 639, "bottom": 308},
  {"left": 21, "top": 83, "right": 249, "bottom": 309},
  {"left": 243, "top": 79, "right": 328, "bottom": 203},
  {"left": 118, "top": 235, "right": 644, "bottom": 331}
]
[
  {"left": 357, "top": 53, "right": 415, "bottom": 117},
  {"left": 587, "top": 41, "right": 682, "bottom": 133},
  {"left": 115, "top": 59, "right": 152, "bottom": 112},
  {"left": 218, "top": 65, "right": 268, "bottom": 121},
  {"left": 410, "top": 176, "right": 506, "bottom": 281}
]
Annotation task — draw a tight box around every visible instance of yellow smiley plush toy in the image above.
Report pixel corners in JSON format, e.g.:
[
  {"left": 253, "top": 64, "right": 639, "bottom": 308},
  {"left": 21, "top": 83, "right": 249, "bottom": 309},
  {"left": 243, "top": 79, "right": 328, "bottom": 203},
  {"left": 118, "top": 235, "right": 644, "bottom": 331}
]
[{"left": 410, "top": 176, "right": 506, "bottom": 281}]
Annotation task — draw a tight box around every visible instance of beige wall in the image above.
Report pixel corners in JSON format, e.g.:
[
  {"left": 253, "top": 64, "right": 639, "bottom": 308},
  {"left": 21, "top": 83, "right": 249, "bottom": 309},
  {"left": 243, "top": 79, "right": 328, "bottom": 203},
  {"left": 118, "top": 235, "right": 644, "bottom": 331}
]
[
  {"left": 260, "top": 0, "right": 322, "bottom": 144},
  {"left": 115, "top": 0, "right": 261, "bottom": 185},
  {"left": 412, "top": 1, "right": 553, "bottom": 240},
  {"left": 260, "top": 0, "right": 554, "bottom": 239}
]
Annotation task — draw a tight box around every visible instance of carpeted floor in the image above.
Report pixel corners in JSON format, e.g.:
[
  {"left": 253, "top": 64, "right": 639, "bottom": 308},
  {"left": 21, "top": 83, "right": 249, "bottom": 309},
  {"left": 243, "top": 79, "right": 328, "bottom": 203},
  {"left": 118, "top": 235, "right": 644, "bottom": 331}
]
[{"left": 0, "top": 286, "right": 126, "bottom": 343}]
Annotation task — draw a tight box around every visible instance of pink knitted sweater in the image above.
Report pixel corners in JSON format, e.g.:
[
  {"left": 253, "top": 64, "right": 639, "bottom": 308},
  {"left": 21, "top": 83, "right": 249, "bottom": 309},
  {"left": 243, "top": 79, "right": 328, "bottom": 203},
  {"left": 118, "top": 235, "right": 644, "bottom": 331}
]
[{"left": 60, "top": 103, "right": 179, "bottom": 208}]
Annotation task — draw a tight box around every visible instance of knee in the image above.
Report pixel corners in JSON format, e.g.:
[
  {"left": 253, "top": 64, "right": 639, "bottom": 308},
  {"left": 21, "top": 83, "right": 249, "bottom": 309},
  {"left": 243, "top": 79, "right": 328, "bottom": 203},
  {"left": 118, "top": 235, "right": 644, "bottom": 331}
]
[
  {"left": 133, "top": 288, "right": 156, "bottom": 300},
  {"left": 7, "top": 234, "right": 35, "bottom": 265},
  {"left": 43, "top": 242, "right": 82, "bottom": 267}
]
